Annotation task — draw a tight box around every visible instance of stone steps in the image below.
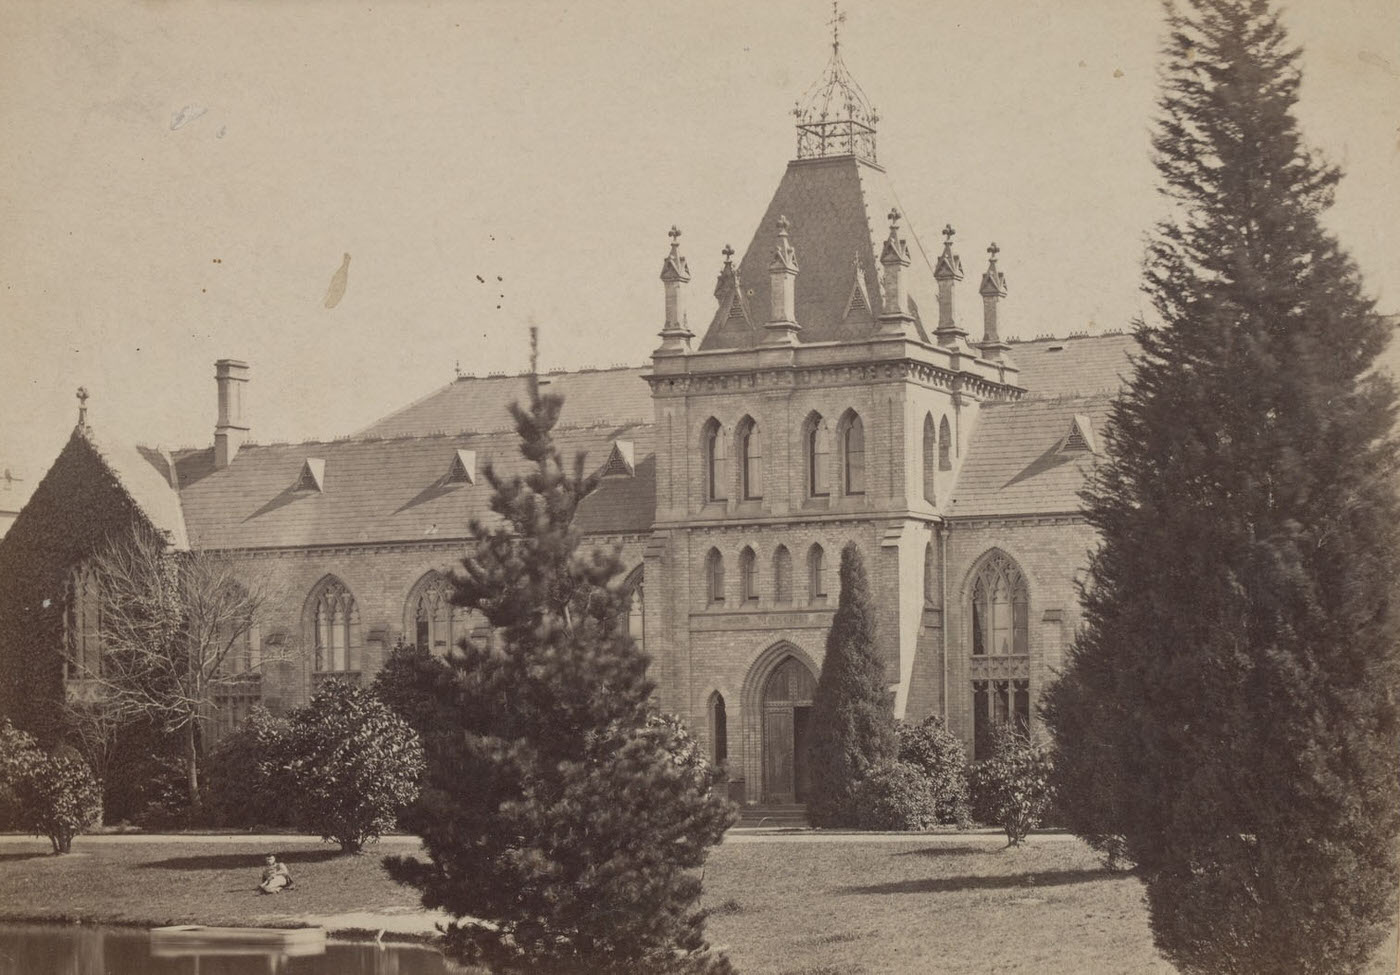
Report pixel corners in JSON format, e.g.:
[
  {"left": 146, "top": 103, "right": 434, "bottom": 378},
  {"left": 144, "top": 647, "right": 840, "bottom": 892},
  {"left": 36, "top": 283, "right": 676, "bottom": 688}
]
[{"left": 735, "top": 804, "right": 809, "bottom": 828}]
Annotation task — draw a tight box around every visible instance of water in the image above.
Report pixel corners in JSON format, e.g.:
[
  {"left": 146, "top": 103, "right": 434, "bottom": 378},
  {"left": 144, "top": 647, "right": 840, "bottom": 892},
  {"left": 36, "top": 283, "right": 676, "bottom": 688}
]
[{"left": 0, "top": 923, "right": 471, "bottom": 974}]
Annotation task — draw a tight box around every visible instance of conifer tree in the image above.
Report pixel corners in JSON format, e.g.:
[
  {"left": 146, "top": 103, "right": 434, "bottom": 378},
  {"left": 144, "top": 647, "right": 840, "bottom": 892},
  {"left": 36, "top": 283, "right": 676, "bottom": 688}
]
[
  {"left": 386, "top": 331, "right": 735, "bottom": 975},
  {"left": 806, "top": 542, "right": 897, "bottom": 827},
  {"left": 1044, "top": 2, "right": 1400, "bottom": 972}
]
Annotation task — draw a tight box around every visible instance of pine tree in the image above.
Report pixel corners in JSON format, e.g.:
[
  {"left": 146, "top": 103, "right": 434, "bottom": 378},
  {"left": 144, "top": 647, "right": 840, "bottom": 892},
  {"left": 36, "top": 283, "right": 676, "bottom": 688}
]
[
  {"left": 385, "top": 331, "right": 735, "bottom": 975},
  {"left": 805, "top": 543, "right": 897, "bottom": 827},
  {"left": 1044, "top": 2, "right": 1400, "bottom": 972}
]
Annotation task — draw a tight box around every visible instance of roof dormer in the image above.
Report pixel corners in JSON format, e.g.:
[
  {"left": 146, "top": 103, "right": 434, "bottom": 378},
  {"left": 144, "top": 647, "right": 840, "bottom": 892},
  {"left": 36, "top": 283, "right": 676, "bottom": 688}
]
[
  {"left": 1059, "top": 415, "right": 1098, "bottom": 455},
  {"left": 296, "top": 458, "right": 326, "bottom": 492},
  {"left": 447, "top": 448, "right": 476, "bottom": 484},
  {"left": 601, "top": 440, "right": 635, "bottom": 478}
]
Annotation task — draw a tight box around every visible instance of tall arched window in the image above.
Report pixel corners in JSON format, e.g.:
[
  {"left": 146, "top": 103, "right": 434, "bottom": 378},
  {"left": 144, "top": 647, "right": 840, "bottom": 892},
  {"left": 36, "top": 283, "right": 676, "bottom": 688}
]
[
  {"left": 924, "top": 542, "right": 936, "bottom": 606},
  {"left": 773, "top": 545, "right": 793, "bottom": 604},
  {"left": 709, "top": 692, "right": 728, "bottom": 766},
  {"left": 839, "top": 411, "right": 865, "bottom": 495},
  {"left": 622, "top": 566, "right": 645, "bottom": 654},
  {"left": 807, "top": 544, "right": 827, "bottom": 602},
  {"left": 738, "top": 416, "right": 762, "bottom": 500},
  {"left": 703, "top": 418, "right": 728, "bottom": 502},
  {"left": 408, "top": 571, "right": 459, "bottom": 654},
  {"left": 938, "top": 415, "right": 953, "bottom": 471},
  {"left": 922, "top": 413, "right": 937, "bottom": 504},
  {"left": 65, "top": 565, "right": 102, "bottom": 680},
  {"left": 969, "top": 551, "right": 1028, "bottom": 657},
  {"left": 804, "top": 412, "right": 830, "bottom": 498},
  {"left": 705, "top": 548, "right": 725, "bottom": 605},
  {"left": 310, "top": 576, "right": 356, "bottom": 673},
  {"left": 740, "top": 547, "right": 758, "bottom": 603}
]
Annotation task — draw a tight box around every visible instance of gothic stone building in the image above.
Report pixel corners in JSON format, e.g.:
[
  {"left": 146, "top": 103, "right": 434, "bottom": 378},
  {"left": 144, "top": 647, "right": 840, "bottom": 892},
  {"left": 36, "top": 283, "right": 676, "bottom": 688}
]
[{"left": 0, "top": 49, "right": 1137, "bottom": 806}]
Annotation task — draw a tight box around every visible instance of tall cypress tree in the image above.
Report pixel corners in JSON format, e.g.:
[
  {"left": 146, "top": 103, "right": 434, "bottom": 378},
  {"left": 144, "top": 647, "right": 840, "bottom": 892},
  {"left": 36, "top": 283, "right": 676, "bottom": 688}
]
[
  {"left": 386, "top": 332, "right": 735, "bottom": 975},
  {"left": 806, "top": 542, "right": 897, "bottom": 827},
  {"left": 1044, "top": 2, "right": 1400, "bottom": 972}
]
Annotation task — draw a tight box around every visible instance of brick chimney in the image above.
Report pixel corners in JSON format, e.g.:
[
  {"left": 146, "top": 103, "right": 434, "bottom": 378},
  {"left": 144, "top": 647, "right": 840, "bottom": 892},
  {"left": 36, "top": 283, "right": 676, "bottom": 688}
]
[{"left": 214, "top": 359, "right": 249, "bottom": 469}]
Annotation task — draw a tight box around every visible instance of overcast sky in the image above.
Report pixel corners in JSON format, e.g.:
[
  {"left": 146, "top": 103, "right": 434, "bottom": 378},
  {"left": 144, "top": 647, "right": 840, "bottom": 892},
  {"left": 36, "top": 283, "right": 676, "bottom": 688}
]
[{"left": 2, "top": 0, "right": 1397, "bottom": 507}]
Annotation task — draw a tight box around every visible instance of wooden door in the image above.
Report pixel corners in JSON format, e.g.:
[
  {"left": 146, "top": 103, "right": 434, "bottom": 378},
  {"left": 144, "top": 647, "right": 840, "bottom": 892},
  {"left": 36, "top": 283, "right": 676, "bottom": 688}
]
[
  {"left": 792, "top": 705, "right": 812, "bottom": 802},
  {"left": 763, "top": 708, "right": 795, "bottom": 803}
]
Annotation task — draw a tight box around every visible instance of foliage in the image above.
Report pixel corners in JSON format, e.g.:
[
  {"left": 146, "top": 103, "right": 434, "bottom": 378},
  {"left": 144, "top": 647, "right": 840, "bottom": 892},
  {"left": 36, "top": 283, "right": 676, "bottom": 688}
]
[
  {"left": 852, "top": 761, "right": 937, "bottom": 831},
  {"left": 370, "top": 639, "right": 453, "bottom": 742},
  {"left": 0, "top": 719, "right": 40, "bottom": 830},
  {"left": 805, "top": 543, "right": 898, "bottom": 828},
  {"left": 202, "top": 706, "right": 291, "bottom": 829},
  {"left": 81, "top": 527, "right": 280, "bottom": 805},
  {"left": 274, "top": 679, "right": 424, "bottom": 854},
  {"left": 386, "top": 332, "right": 735, "bottom": 975},
  {"left": 968, "top": 724, "right": 1053, "bottom": 846},
  {"left": 13, "top": 751, "right": 102, "bottom": 854},
  {"left": 1043, "top": 1, "right": 1400, "bottom": 972},
  {"left": 897, "top": 715, "right": 972, "bottom": 828}
]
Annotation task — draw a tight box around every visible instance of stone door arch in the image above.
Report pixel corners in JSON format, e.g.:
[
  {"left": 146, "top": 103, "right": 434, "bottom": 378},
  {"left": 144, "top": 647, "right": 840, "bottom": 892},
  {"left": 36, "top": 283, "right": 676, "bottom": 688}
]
[{"left": 744, "top": 644, "right": 818, "bottom": 804}]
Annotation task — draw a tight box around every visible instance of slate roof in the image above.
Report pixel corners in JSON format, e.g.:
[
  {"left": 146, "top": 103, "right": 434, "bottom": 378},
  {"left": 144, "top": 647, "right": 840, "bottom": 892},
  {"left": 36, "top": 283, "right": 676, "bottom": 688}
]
[
  {"left": 79, "top": 424, "right": 189, "bottom": 548},
  {"left": 357, "top": 367, "right": 655, "bottom": 439},
  {"left": 169, "top": 425, "right": 654, "bottom": 550},
  {"left": 700, "top": 155, "right": 941, "bottom": 349},
  {"left": 1008, "top": 332, "right": 1139, "bottom": 399},
  {"left": 947, "top": 395, "right": 1116, "bottom": 518}
]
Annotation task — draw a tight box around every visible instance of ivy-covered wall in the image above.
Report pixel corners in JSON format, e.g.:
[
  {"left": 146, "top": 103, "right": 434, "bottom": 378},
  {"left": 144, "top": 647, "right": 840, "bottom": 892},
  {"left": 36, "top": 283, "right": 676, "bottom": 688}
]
[{"left": 0, "top": 428, "right": 158, "bottom": 744}]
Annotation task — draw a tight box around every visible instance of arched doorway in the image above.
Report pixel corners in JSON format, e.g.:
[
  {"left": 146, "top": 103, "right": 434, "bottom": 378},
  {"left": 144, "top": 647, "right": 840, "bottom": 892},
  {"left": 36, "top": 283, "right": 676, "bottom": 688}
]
[{"left": 762, "top": 655, "right": 816, "bottom": 803}]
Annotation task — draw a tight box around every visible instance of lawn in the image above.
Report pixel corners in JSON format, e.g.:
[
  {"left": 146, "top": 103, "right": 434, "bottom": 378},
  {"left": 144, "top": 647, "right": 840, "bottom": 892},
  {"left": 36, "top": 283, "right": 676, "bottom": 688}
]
[{"left": 0, "top": 834, "right": 1395, "bottom": 974}]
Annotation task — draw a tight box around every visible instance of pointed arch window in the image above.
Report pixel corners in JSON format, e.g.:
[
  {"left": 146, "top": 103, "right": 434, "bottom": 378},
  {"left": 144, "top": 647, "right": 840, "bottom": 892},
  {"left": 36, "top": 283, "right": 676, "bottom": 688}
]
[
  {"left": 705, "top": 549, "right": 725, "bottom": 605},
  {"left": 773, "top": 545, "right": 793, "bottom": 604},
  {"left": 738, "top": 417, "right": 762, "bottom": 500},
  {"left": 310, "top": 577, "right": 357, "bottom": 673},
  {"left": 709, "top": 692, "right": 728, "bottom": 766},
  {"left": 805, "top": 413, "right": 830, "bottom": 498},
  {"left": 969, "top": 552, "right": 1028, "bottom": 657},
  {"left": 839, "top": 411, "right": 865, "bottom": 496},
  {"left": 807, "top": 544, "right": 827, "bottom": 602},
  {"left": 740, "top": 547, "right": 758, "bottom": 603},
  {"left": 924, "top": 542, "right": 936, "bottom": 606},
  {"left": 622, "top": 567, "right": 645, "bottom": 654},
  {"left": 973, "top": 678, "right": 1031, "bottom": 760},
  {"left": 65, "top": 565, "right": 103, "bottom": 680},
  {"left": 409, "top": 571, "right": 459, "bottom": 655},
  {"left": 939, "top": 415, "right": 953, "bottom": 471},
  {"left": 922, "top": 413, "right": 937, "bottom": 504},
  {"left": 703, "top": 418, "right": 728, "bottom": 502}
]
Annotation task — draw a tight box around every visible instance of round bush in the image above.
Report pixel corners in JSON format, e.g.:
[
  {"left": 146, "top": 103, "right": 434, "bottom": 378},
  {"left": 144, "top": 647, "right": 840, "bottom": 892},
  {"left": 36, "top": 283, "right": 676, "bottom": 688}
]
[
  {"left": 853, "top": 760, "right": 937, "bottom": 831},
  {"left": 898, "top": 716, "right": 972, "bottom": 828},
  {"left": 14, "top": 752, "right": 102, "bottom": 854},
  {"left": 968, "top": 725, "right": 1053, "bottom": 845},
  {"left": 202, "top": 707, "right": 292, "bottom": 829}
]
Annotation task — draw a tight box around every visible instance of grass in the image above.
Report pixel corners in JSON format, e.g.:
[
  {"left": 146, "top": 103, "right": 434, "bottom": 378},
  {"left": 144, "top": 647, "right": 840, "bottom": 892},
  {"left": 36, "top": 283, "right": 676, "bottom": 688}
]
[{"left": 0, "top": 834, "right": 1395, "bottom": 974}]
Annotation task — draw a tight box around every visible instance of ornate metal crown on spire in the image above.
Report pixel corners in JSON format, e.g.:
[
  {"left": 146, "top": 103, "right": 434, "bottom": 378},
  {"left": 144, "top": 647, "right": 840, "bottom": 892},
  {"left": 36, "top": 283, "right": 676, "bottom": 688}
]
[{"left": 793, "top": 2, "right": 878, "bottom": 163}]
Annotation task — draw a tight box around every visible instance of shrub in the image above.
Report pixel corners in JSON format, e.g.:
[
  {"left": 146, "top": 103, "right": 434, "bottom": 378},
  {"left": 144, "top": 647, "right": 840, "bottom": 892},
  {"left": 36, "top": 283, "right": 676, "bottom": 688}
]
[
  {"left": 968, "top": 724, "right": 1053, "bottom": 846},
  {"left": 897, "top": 716, "right": 972, "bottom": 828},
  {"left": 371, "top": 640, "right": 453, "bottom": 742},
  {"left": 853, "top": 760, "right": 937, "bottom": 831},
  {"left": 202, "top": 707, "right": 291, "bottom": 829},
  {"left": 13, "top": 752, "right": 102, "bottom": 853},
  {"left": 0, "top": 719, "right": 40, "bottom": 830},
  {"left": 276, "top": 679, "right": 425, "bottom": 853}
]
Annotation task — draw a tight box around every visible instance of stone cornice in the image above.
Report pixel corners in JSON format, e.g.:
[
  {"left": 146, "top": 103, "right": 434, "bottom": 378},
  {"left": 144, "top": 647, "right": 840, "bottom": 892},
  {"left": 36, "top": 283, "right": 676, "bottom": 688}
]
[
  {"left": 944, "top": 513, "right": 1088, "bottom": 529},
  {"left": 647, "top": 356, "right": 1024, "bottom": 402},
  {"left": 208, "top": 530, "right": 650, "bottom": 560}
]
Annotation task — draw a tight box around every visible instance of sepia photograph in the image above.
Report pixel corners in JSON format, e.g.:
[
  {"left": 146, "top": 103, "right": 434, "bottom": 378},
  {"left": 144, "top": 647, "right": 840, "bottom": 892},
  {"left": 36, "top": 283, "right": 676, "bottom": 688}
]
[{"left": 0, "top": 0, "right": 1398, "bottom": 972}]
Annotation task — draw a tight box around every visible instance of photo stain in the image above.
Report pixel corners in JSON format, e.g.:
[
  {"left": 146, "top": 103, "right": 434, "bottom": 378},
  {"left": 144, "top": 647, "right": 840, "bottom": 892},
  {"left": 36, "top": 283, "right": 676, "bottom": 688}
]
[{"left": 324, "top": 253, "right": 351, "bottom": 310}]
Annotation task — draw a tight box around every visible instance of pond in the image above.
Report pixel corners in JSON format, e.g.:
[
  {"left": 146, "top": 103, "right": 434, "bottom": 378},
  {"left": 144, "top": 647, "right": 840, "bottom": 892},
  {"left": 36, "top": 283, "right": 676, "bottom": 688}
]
[{"left": 0, "top": 923, "right": 471, "bottom": 974}]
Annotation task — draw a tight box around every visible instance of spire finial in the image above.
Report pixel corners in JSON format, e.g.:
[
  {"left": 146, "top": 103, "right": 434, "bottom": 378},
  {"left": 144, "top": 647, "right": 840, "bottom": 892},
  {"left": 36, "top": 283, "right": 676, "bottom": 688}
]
[
  {"left": 887, "top": 208, "right": 901, "bottom": 236},
  {"left": 942, "top": 224, "right": 956, "bottom": 247},
  {"left": 722, "top": 243, "right": 735, "bottom": 266},
  {"left": 987, "top": 241, "right": 1000, "bottom": 264},
  {"left": 76, "top": 386, "right": 89, "bottom": 427},
  {"left": 828, "top": 0, "right": 845, "bottom": 54},
  {"left": 776, "top": 214, "right": 791, "bottom": 237},
  {"left": 668, "top": 225, "right": 682, "bottom": 254}
]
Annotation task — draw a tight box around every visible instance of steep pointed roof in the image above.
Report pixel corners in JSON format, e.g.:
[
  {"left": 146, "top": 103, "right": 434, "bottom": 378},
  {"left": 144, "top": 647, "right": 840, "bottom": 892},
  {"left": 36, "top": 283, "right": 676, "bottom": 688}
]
[{"left": 698, "top": 155, "right": 942, "bottom": 350}]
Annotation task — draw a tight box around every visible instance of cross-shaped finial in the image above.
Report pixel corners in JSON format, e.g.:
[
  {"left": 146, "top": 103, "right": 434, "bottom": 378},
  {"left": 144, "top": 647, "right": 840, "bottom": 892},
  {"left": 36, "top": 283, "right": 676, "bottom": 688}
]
[
  {"left": 722, "top": 244, "right": 735, "bottom": 263},
  {"left": 828, "top": 1, "right": 846, "bottom": 53},
  {"left": 887, "top": 208, "right": 901, "bottom": 234},
  {"left": 776, "top": 214, "right": 791, "bottom": 236},
  {"left": 987, "top": 242, "right": 1000, "bottom": 262},
  {"left": 942, "top": 224, "right": 956, "bottom": 244},
  {"left": 668, "top": 225, "right": 682, "bottom": 243},
  {"left": 76, "top": 386, "right": 89, "bottom": 426}
]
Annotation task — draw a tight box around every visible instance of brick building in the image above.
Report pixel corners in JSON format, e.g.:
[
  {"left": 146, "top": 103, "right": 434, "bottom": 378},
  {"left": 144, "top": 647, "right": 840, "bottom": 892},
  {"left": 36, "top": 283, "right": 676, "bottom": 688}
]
[{"left": 0, "top": 44, "right": 1138, "bottom": 805}]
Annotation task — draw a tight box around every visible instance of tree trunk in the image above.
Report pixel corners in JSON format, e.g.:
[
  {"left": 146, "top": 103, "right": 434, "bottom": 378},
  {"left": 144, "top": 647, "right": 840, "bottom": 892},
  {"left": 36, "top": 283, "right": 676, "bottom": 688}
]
[{"left": 185, "top": 721, "right": 199, "bottom": 805}]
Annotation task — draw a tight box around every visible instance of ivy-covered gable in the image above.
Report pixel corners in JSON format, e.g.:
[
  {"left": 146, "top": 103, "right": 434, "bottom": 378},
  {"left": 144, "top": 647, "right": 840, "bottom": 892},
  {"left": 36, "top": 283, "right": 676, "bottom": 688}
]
[{"left": 0, "top": 428, "right": 164, "bottom": 742}]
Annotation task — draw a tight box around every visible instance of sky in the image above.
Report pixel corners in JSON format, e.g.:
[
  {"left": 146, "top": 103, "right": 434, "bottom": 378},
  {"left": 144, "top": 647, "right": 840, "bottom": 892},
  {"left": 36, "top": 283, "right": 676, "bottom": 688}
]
[{"left": 1, "top": 0, "right": 1397, "bottom": 509}]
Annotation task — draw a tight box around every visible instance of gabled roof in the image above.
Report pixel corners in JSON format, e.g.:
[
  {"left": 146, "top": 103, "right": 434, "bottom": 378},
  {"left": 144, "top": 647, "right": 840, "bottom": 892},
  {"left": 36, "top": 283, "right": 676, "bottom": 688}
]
[
  {"left": 170, "top": 424, "right": 655, "bottom": 550},
  {"left": 357, "top": 366, "right": 654, "bottom": 439},
  {"left": 1009, "top": 333, "right": 1138, "bottom": 399},
  {"left": 699, "top": 155, "right": 939, "bottom": 349},
  {"left": 948, "top": 395, "right": 1116, "bottom": 518},
  {"left": 82, "top": 424, "right": 188, "bottom": 548}
]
